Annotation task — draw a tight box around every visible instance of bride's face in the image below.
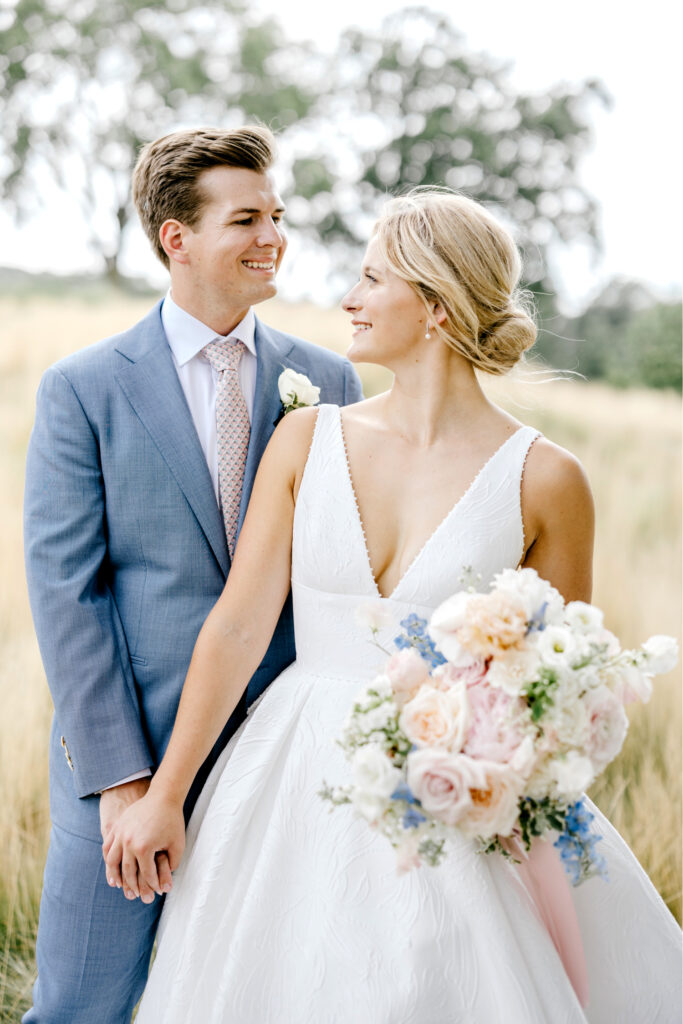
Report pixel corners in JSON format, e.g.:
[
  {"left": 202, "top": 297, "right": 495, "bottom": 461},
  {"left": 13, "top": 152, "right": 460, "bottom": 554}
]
[{"left": 341, "top": 237, "right": 428, "bottom": 366}]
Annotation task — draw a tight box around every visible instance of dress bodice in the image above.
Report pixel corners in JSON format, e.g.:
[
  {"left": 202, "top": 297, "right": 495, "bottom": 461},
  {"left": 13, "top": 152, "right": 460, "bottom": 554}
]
[{"left": 291, "top": 405, "right": 539, "bottom": 678}]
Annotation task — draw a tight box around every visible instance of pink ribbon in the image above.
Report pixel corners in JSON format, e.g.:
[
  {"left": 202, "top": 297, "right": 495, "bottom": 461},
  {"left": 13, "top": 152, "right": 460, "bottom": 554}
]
[{"left": 503, "top": 834, "right": 589, "bottom": 1007}]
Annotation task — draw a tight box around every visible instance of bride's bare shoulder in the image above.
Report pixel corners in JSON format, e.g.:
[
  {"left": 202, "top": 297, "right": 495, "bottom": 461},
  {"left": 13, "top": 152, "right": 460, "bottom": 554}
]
[{"left": 522, "top": 434, "right": 594, "bottom": 535}]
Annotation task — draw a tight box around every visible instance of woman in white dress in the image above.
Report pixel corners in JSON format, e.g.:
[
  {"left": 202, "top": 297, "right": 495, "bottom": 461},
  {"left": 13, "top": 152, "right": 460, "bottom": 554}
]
[{"left": 105, "top": 189, "right": 681, "bottom": 1023}]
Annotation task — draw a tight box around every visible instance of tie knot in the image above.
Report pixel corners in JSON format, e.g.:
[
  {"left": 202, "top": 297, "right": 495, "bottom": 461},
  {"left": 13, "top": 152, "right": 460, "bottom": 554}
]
[{"left": 202, "top": 337, "right": 246, "bottom": 372}]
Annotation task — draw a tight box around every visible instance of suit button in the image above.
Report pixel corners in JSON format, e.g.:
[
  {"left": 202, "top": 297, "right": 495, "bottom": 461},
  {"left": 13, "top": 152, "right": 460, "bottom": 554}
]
[{"left": 60, "top": 735, "right": 74, "bottom": 771}]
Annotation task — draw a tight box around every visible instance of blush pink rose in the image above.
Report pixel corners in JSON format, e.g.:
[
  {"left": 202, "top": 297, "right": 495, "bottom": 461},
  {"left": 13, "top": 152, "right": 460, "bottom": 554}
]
[
  {"left": 433, "top": 660, "right": 488, "bottom": 691},
  {"left": 407, "top": 750, "right": 485, "bottom": 826},
  {"left": 463, "top": 682, "right": 528, "bottom": 766},
  {"left": 583, "top": 686, "right": 628, "bottom": 768},
  {"left": 385, "top": 649, "right": 430, "bottom": 705}
]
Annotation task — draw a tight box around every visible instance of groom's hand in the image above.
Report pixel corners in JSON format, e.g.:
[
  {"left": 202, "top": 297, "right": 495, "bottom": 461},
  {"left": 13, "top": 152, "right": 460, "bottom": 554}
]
[
  {"left": 99, "top": 777, "right": 151, "bottom": 844},
  {"left": 100, "top": 778, "right": 173, "bottom": 903},
  {"left": 102, "top": 789, "right": 185, "bottom": 904}
]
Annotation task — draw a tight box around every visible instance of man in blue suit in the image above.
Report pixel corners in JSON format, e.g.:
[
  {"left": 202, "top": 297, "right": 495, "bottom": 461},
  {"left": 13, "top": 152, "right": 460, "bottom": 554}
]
[{"left": 23, "top": 124, "right": 363, "bottom": 1022}]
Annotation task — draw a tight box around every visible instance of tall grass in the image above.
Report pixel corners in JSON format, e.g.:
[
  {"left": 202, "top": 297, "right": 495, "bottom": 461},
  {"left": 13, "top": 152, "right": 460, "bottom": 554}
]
[{"left": 0, "top": 293, "right": 680, "bottom": 1019}]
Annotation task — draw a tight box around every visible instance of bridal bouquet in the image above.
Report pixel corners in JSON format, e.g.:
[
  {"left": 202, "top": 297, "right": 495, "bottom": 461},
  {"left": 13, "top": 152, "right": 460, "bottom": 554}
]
[{"left": 320, "top": 568, "right": 677, "bottom": 883}]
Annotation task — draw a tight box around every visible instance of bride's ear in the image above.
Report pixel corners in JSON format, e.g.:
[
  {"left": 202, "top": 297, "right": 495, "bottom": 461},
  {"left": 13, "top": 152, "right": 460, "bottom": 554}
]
[{"left": 432, "top": 302, "right": 448, "bottom": 327}]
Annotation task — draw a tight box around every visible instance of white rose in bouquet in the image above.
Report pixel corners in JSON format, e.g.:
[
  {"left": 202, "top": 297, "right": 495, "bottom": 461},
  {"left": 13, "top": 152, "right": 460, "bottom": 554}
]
[
  {"left": 351, "top": 744, "right": 401, "bottom": 797},
  {"left": 427, "top": 591, "right": 473, "bottom": 664},
  {"left": 493, "top": 567, "right": 564, "bottom": 625}
]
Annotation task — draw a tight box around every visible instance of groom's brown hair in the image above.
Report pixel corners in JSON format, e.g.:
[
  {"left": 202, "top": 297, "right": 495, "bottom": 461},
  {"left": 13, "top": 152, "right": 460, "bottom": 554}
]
[{"left": 133, "top": 125, "right": 276, "bottom": 267}]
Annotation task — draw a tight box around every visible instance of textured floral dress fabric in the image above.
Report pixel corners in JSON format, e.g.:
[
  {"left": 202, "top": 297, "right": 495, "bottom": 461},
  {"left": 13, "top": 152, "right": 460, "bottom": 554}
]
[{"left": 137, "top": 405, "right": 681, "bottom": 1024}]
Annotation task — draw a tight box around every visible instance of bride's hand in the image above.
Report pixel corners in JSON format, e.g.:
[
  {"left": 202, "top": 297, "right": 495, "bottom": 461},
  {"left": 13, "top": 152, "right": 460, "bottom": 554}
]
[{"left": 102, "top": 789, "right": 186, "bottom": 903}]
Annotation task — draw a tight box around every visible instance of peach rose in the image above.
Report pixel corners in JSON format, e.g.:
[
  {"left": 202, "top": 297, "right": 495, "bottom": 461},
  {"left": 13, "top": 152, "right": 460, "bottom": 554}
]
[
  {"left": 457, "top": 760, "right": 523, "bottom": 839},
  {"left": 456, "top": 591, "right": 528, "bottom": 659},
  {"left": 399, "top": 682, "right": 469, "bottom": 751}
]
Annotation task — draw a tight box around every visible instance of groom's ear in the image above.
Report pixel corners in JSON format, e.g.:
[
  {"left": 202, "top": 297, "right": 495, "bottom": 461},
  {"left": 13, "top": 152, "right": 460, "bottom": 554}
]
[{"left": 159, "top": 219, "right": 191, "bottom": 266}]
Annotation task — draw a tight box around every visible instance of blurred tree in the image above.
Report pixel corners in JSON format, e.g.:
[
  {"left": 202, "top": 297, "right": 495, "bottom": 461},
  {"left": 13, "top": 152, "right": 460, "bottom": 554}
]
[
  {"left": 0, "top": 0, "right": 314, "bottom": 281},
  {"left": 287, "top": 6, "right": 609, "bottom": 311},
  {"left": 607, "top": 300, "right": 682, "bottom": 392},
  {"left": 532, "top": 277, "right": 682, "bottom": 392}
]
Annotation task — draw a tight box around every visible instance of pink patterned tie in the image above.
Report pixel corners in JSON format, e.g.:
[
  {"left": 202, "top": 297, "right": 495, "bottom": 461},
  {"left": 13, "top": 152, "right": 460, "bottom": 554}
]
[{"left": 202, "top": 338, "right": 250, "bottom": 557}]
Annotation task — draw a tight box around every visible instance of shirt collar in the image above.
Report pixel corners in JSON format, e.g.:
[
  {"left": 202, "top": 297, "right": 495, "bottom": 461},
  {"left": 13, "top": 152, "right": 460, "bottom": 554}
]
[{"left": 161, "top": 290, "right": 257, "bottom": 367}]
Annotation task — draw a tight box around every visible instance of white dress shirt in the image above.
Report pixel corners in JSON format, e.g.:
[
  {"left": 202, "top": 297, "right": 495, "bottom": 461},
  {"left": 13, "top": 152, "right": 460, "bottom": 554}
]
[{"left": 102, "top": 292, "right": 257, "bottom": 792}]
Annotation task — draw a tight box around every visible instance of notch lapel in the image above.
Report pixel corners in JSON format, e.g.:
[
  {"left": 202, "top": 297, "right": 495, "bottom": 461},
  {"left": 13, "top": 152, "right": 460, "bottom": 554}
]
[{"left": 115, "top": 305, "right": 230, "bottom": 577}]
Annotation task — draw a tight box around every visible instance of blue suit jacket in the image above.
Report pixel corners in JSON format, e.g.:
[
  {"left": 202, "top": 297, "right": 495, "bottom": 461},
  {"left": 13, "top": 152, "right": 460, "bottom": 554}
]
[{"left": 24, "top": 301, "right": 363, "bottom": 841}]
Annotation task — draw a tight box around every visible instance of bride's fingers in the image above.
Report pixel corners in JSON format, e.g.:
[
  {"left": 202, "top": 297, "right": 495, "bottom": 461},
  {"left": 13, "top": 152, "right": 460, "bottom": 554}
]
[
  {"left": 121, "top": 850, "right": 141, "bottom": 899},
  {"left": 156, "top": 852, "right": 173, "bottom": 894}
]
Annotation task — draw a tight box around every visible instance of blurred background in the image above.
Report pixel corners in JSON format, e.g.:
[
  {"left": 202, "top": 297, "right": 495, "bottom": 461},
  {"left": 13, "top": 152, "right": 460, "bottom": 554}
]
[{"left": 0, "top": 0, "right": 680, "bottom": 1017}]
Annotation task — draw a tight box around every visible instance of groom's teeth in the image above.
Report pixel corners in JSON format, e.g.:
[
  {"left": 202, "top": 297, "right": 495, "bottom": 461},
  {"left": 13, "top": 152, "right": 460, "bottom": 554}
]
[{"left": 243, "top": 260, "right": 274, "bottom": 269}]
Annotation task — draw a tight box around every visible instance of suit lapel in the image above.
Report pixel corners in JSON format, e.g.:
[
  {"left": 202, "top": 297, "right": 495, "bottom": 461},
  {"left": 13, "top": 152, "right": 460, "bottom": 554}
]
[{"left": 115, "top": 304, "right": 230, "bottom": 577}]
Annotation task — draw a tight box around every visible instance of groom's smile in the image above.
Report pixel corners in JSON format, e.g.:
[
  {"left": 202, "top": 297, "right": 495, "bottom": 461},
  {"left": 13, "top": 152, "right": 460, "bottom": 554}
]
[{"left": 167, "top": 164, "right": 288, "bottom": 335}]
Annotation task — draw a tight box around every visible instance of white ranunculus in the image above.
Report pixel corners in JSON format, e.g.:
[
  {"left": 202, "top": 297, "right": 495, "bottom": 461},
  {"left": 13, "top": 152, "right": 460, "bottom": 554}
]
[
  {"left": 641, "top": 635, "right": 679, "bottom": 675},
  {"left": 351, "top": 745, "right": 401, "bottom": 801},
  {"left": 551, "top": 751, "right": 595, "bottom": 799},
  {"left": 277, "top": 368, "right": 321, "bottom": 407},
  {"left": 564, "top": 600, "right": 604, "bottom": 634}
]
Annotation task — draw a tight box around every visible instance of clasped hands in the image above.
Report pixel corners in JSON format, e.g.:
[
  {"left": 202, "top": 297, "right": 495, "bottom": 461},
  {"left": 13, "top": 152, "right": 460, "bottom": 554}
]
[{"left": 100, "top": 778, "right": 186, "bottom": 904}]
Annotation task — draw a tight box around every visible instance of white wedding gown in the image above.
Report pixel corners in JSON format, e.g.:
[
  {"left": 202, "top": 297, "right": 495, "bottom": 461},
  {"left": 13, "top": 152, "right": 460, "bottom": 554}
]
[{"left": 138, "top": 405, "right": 681, "bottom": 1024}]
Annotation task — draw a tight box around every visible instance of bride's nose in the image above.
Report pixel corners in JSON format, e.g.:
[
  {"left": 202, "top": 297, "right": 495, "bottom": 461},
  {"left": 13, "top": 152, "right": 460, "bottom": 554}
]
[{"left": 341, "top": 283, "right": 360, "bottom": 313}]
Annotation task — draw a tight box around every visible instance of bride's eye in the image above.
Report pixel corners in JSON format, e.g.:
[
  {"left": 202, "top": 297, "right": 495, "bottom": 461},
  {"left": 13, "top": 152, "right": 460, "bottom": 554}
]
[{"left": 364, "top": 272, "right": 377, "bottom": 283}]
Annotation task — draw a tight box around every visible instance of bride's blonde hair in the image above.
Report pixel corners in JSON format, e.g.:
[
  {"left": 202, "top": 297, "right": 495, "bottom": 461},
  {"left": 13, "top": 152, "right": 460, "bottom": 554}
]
[{"left": 373, "top": 188, "right": 537, "bottom": 374}]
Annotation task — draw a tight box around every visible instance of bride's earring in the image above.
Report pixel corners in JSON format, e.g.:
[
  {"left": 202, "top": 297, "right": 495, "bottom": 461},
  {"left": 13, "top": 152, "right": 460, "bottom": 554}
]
[{"left": 425, "top": 322, "right": 432, "bottom": 339}]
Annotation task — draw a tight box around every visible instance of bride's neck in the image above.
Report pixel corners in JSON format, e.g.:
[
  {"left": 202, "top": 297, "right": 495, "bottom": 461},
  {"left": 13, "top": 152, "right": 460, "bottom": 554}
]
[{"left": 382, "top": 357, "right": 491, "bottom": 446}]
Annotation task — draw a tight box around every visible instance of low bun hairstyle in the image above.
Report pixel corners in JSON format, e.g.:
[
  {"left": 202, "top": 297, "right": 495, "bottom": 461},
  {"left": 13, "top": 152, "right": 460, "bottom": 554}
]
[{"left": 373, "top": 188, "right": 537, "bottom": 374}]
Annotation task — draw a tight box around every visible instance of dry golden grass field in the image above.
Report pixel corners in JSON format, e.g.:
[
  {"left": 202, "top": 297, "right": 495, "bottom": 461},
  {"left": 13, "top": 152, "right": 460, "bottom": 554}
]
[{"left": 0, "top": 292, "right": 680, "bottom": 1018}]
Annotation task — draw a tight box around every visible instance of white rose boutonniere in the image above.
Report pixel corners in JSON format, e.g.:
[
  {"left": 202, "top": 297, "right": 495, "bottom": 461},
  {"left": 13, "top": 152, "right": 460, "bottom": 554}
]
[{"left": 277, "top": 368, "right": 321, "bottom": 419}]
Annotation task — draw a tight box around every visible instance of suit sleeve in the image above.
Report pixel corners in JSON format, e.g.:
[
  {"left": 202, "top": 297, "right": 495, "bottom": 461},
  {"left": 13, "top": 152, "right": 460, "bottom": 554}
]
[
  {"left": 24, "top": 366, "right": 152, "bottom": 798},
  {"left": 342, "top": 360, "right": 364, "bottom": 404}
]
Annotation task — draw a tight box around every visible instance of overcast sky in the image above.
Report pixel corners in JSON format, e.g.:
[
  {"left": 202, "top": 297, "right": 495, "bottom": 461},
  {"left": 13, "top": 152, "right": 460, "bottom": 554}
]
[{"left": 0, "top": 0, "right": 679, "bottom": 312}]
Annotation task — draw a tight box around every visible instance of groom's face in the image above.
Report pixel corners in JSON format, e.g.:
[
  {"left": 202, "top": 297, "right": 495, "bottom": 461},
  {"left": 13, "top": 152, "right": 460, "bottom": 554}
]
[{"left": 180, "top": 165, "right": 287, "bottom": 320}]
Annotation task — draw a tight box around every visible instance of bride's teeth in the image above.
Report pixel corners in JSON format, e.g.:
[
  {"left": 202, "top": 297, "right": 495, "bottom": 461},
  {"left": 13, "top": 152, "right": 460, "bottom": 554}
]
[{"left": 243, "top": 260, "right": 274, "bottom": 269}]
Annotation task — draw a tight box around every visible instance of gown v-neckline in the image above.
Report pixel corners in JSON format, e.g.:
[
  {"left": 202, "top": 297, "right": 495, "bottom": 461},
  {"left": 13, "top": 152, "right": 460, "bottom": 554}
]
[{"left": 335, "top": 406, "right": 524, "bottom": 601}]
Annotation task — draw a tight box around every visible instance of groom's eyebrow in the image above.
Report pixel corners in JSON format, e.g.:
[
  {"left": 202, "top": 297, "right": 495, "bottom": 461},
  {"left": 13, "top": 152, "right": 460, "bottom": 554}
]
[{"left": 230, "top": 205, "right": 286, "bottom": 215}]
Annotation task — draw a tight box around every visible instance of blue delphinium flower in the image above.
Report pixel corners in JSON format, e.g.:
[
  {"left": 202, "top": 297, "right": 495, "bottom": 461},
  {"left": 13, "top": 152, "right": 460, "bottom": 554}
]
[
  {"left": 526, "top": 601, "right": 548, "bottom": 634},
  {"left": 395, "top": 615, "right": 446, "bottom": 669},
  {"left": 402, "top": 806, "right": 427, "bottom": 829},
  {"left": 554, "top": 799, "right": 608, "bottom": 886},
  {"left": 391, "top": 782, "right": 420, "bottom": 804}
]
